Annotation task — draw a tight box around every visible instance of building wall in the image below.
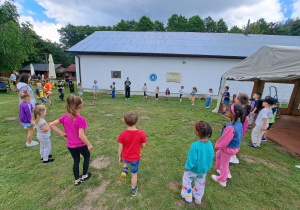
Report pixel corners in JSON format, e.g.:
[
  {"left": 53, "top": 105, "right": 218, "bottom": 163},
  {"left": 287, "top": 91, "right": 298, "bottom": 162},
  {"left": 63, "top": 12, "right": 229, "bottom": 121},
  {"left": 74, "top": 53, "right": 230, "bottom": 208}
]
[{"left": 76, "top": 55, "right": 242, "bottom": 97}]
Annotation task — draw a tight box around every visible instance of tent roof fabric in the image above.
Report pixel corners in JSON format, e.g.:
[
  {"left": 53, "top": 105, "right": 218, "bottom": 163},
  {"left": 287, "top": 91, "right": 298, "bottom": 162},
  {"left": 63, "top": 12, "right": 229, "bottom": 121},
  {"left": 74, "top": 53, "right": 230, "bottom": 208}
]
[
  {"left": 222, "top": 45, "right": 300, "bottom": 82},
  {"left": 67, "top": 31, "right": 300, "bottom": 58}
]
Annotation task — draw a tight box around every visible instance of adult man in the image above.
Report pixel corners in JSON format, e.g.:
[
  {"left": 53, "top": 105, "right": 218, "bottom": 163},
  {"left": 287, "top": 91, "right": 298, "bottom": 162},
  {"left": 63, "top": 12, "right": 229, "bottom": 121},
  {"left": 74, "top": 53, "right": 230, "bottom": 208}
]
[{"left": 124, "top": 77, "right": 131, "bottom": 99}]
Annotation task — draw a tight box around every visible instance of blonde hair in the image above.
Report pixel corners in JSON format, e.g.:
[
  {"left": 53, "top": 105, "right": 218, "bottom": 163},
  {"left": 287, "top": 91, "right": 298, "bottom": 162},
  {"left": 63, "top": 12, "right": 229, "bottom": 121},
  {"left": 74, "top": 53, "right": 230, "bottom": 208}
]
[
  {"left": 66, "top": 94, "right": 82, "bottom": 118},
  {"left": 193, "top": 87, "right": 198, "bottom": 92},
  {"left": 20, "top": 89, "right": 31, "bottom": 100},
  {"left": 156, "top": 86, "right": 159, "bottom": 90},
  {"left": 32, "top": 105, "right": 46, "bottom": 125}
]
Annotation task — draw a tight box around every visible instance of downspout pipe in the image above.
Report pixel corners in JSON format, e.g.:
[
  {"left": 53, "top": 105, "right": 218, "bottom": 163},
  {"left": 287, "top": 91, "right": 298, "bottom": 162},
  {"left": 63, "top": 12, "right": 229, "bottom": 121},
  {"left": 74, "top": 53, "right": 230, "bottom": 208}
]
[{"left": 75, "top": 54, "right": 82, "bottom": 84}]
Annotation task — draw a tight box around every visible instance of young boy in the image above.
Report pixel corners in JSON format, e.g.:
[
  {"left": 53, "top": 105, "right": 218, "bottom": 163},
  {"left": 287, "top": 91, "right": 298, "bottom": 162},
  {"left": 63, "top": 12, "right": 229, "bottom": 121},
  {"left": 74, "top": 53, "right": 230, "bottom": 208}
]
[
  {"left": 142, "top": 83, "right": 148, "bottom": 99},
  {"left": 118, "top": 111, "right": 147, "bottom": 196},
  {"left": 221, "top": 86, "right": 230, "bottom": 114},
  {"left": 57, "top": 81, "right": 64, "bottom": 101},
  {"left": 248, "top": 98, "right": 274, "bottom": 148},
  {"left": 166, "top": 87, "right": 170, "bottom": 101},
  {"left": 248, "top": 93, "right": 262, "bottom": 128},
  {"left": 35, "top": 82, "right": 47, "bottom": 105},
  {"left": 111, "top": 82, "right": 116, "bottom": 99},
  {"left": 44, "top": 79, "right": 54, "bottom": 105},
  {"left": 262, "top": 97, "right": 278, "bottom": 141}
]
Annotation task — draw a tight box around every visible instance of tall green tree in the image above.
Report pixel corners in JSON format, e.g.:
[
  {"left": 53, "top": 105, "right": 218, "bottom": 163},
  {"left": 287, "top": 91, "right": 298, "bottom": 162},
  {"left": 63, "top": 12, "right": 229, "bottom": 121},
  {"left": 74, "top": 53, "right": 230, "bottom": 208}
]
[
  {"left": 229, "top": 25, "right": 243, "bottom": 33},
  {"left": 290, "top": 18, "right": 300, "bottom": 35},
  {"left": 216, "top": 18, "right": 228, "bottom": 33},
  {"left": 166, "top": 14, "right": 188, "bottom": 31},
  {"left": 204, "top": 16, "right": 217, "bottom": 32},
  {"left": 135, "top": 16, "right": 154, "bottom": 31},
  {"left": 0, "top": 1, "right": 19, "bottom": 25},
  {"left": 153, "top": 20, "right": 165, "bottom": 31},
  {"left": 187, "top": 15, "right": 205, "bottom": 32}
]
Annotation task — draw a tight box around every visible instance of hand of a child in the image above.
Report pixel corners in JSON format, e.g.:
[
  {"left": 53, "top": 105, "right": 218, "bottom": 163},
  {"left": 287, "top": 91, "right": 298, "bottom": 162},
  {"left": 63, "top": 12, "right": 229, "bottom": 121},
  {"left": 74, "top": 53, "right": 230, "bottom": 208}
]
[
  {"left": 88, "top": 144, "right": 93, "bottom": 151},
  {"left": 119, "top": 157, "right": 123, "bottom": 164},
  {"left": 262, "top": 126, "right": 267, "bottom": 131},
  {"left": 61, "top": 133, "right": 68, "bottom": 139}
]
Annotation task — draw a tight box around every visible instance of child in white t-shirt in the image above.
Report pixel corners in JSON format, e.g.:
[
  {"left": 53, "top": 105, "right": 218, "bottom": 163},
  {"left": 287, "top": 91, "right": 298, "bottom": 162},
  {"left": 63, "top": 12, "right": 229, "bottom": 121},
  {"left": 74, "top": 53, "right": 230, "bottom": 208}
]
[
  {"left": 206, "top": 88, "right": 213, "bottom": 108},
  {"left": 142, "top": 83, "right": 148, "bottom": 99},
  {"left": 179, "top": 86, "right": 184, "bottom": 102}
]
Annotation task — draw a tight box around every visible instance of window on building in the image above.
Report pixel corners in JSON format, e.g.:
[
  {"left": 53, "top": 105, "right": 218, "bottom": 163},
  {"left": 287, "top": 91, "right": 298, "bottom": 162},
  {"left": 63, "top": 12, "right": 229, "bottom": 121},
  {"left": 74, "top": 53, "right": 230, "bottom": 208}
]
[{"left": 111, "top": 71, "right": 121, "bottom": 78}]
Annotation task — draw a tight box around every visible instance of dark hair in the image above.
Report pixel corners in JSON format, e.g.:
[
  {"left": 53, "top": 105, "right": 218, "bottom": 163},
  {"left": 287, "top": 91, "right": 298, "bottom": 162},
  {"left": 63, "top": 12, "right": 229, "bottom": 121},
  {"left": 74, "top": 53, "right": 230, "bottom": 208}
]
[
  {"left": 195, "top": 121, "right": 212, "bottom": 139},
  {"left": 17, "top": 73, "right": 30, "bottom": 84},
  {"left": 237, "top": 93, "right": 249, "bottom": 106},
  {"left": 255, "top": 93, "right": 262, "bottom": 98},
  {"left": 66, "top": 95, "right": 82, "bottom": 118},
  {"left": 225, "top": 86, "right": 229, "bottom": 90},
  {"left": 231, "top": 104, "right": 245, "bottom": 124},
  {"left": 124, "top": 111, "right": 138, "bottom": 126}
]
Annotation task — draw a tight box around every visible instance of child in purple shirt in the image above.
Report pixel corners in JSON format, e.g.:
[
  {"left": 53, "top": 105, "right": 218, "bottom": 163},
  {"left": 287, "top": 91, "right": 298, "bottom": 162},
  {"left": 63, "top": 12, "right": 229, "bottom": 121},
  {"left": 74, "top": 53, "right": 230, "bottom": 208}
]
[{"left": 50, "top": 95, "right": 93, "bottom": 186}]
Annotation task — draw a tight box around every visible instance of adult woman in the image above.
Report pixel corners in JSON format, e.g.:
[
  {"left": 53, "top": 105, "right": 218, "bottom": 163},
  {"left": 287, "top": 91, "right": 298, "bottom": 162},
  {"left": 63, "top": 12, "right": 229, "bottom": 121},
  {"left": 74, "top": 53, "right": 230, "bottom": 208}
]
[{"left": 17, "top": 73, "right": 35, "bottom": 106}]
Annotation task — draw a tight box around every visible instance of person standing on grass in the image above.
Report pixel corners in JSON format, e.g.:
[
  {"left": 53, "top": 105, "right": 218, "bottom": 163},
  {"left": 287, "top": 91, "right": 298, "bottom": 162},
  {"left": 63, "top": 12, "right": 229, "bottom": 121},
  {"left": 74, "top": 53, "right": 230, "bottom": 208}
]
[
  {"left": 211, "top": 104, "right": 244, "bottom": 187},
  {"left": 247, "top": 93, "right": 262, "bottom": 128},
  {"left": 44, "top": 79, "right": 54, "bottom": 105},
  {"left": 35, "top": 82, "right": 47, "bottom": 105},
  {"left": 179, "top": 86, "right": 184, "bottom": 102},
  {"left": 92, "top": 80, "right": 98, "bottom": 100},
  {"left": 248, "top": 98, "right": 274, "bottom": 148},
  {"left": 111, "top": 82, "right": 116, "bottom": 99},
  {"left": 78, "top": 83, "right": 83, "bottom": 99},
  {"left": 19, "top": 89, "right": 39, "bottom": 147},
  {"left": 165, "top": 87, "right": 170, "bottom": 100},
  {"left": 124, "top": 77, "right": 131, "bottom": 99},
  {"left": 17, "top": 73, "right": 36, "bottom": 106},
  {"left": 142, "top": 83, "right": 148, "bottom": 99},
  {"left": 155, "top": 86, "right": 159, "bottom": 100},
  {"left": 10, "top": 70, "right": 16, "bottom": 87},
  {"left": 32, "top": 105, "right": 54, "bottom": 163},
  {"left": 50, "top": 95, "right": 93, "bottom": 186},
  {"left": 181, "top": 121, "right": 214, "bottom": 205},
  {"left": 58, "top": 81, "right": 65, "bottom": 101},
  {"left": 262, "top": 97, "right": 278, "bottom": 141},
  {"left": 190, "top": 87, "right": 197, "bottom": 105},
  {"left": 118, "top": 111, "right": 147, "bottom": 196},
  {"left": 206, "top": 88, "right": 213, "bottom": 108},
  {"left": 220, "top": 86, "right": 230, "bottom": 114}
]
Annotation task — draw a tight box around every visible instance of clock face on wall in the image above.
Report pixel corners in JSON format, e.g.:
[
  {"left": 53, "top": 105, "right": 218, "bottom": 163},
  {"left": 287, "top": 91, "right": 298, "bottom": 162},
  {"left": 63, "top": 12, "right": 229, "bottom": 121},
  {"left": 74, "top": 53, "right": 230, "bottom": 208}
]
[{"left": 149, "top": 73, "right": 157, "bottom": 81}]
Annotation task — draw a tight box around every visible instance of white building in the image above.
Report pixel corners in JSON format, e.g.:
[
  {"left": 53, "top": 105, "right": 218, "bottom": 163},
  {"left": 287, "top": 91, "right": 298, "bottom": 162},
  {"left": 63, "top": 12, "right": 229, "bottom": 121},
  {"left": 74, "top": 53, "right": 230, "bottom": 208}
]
[{"left": 67, "top": 31, "right": 300, "bottom": 99}]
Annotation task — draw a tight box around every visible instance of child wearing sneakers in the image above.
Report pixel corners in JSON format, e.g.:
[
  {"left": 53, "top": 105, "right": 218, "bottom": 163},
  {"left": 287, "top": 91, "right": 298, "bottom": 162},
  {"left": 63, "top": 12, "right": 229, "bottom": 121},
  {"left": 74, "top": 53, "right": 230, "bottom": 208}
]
[
  {"left": 44, "top": 79, "right": 54, "bottom": 105},
  {"left": 220, "top": 86, "right": 230, "bottom": 114},
  {"left": 262, "top": 97, "right": 278, "bottom": 141},
  {"left": 206, "top": 88, "right": 213, "bottom": 108},
  {"left": 142, "top": 83, "right": 148, "bottom": 99},
  {"left": 179, "top": 86, "right": 184, "bottom": 102},
  {"left": 248, "top": 98, "right": 274, "bottom": 148},
  {"left": 181, "top": 121, "right": 214, "bottom": 204},
  {"left": 118, "top": 111, "right": 147, "bottom": 196},
  {"left": 35, "top": 82, "right": 47, "bottom": 105}
]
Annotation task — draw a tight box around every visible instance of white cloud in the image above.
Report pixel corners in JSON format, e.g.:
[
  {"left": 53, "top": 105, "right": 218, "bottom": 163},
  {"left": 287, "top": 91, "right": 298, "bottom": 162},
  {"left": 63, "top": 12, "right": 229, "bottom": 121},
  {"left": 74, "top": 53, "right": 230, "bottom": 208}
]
[
  {"left": 19, "top": 15, "right": 62, "bottom": 43},
  {"left": 292, "top": 0, "right": 300, "bottom": 18},
  {"left": 27, "top": 10, "right": 35, "bottom": 15}
]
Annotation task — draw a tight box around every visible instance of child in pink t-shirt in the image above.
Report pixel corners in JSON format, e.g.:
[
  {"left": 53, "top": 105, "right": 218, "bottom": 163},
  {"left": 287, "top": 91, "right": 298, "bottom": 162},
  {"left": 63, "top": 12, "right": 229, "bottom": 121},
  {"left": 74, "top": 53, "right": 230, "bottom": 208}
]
[
  {"left": 50, "top": 95, "right": 93, "bottom": 186},
  {"left": 118, "top": 111, "right": 147, "bottom": 196}
]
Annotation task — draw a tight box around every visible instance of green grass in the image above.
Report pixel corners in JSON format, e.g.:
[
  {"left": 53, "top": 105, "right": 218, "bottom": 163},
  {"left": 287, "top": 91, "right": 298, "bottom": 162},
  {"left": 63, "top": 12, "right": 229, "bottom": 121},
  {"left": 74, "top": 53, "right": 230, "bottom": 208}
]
[{"left": 0, "top": 87, "right": 300, "bottom": 209}]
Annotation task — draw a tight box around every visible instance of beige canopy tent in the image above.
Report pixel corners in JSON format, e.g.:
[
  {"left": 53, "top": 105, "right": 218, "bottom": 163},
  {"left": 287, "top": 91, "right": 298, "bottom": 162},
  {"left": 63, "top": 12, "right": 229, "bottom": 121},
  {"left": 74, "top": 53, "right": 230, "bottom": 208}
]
[{"left": 213, "top": 45, "right": 300, "bottom": 115}]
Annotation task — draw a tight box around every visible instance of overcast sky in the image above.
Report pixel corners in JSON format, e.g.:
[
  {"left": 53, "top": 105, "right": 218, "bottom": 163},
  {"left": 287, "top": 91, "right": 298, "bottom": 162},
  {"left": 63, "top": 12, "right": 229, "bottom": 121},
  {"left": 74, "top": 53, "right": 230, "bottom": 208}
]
[{"left": 2, "top": 0, "right": 300, "bottom": 42}]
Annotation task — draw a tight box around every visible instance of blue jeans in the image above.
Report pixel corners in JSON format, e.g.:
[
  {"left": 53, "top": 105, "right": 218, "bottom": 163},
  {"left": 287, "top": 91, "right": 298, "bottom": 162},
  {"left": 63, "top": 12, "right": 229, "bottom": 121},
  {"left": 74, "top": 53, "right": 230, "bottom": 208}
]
[
  {"left": 112, "top": 90, "right": 115, "bottom": 98},
  {"left": 206, "top": 97, "right": 211, "bottom": 107},
  {"left": 122, "top": 158, "right": 140, "bottom": 174}
]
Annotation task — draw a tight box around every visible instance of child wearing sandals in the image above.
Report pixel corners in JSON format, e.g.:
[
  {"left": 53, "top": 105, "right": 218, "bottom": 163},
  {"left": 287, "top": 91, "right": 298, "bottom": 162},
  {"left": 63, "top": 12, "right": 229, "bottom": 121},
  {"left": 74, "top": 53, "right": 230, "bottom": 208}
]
[
  {"left": 50, "top": 95, "right": 93, "bottom": 186},
  {"left": 118, "top": 111, "right": 147, "bottom": 196},
  {"left": 212, "top": 104, "right": 244, "bottom": 187},
  {"left": 181, "top": 121, "right": 214, "bottom": 204},
  {"left": 32, "top": 105, "right": 54, "bottom": 163}
]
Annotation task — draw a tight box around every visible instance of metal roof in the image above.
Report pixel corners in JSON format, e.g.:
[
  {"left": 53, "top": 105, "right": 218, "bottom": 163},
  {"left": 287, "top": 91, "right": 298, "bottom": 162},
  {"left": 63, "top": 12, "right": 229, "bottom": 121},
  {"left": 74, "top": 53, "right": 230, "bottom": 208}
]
[
  {"left": 67, "top": 31, "right": 300, "bottom": 58},
  {"left": 20, "top": 64, "right": 63, "bottom": 71}
]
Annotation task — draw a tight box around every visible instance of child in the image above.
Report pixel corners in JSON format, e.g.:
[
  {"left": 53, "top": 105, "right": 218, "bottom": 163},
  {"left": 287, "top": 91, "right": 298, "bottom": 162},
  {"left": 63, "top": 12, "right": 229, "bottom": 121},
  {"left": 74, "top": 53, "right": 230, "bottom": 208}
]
[
  {"left": 35, "top": 82, "right": 47, "bottom": 105},
  {"left": 248, "top": 93, "right": 262, "bottom": 128},
  {"left": 92, "top": 80, "right": 98, "bottom": 100},
  {"left": 142, "top": 83, "right": 148, "bottom": 99},
  {"left": 206, "top": 88, "right": 213, "bottom": 108},
  {"left": 166, "top": 87, "right": 170, "bottom": 100},
  {"left": 221, "top": 86, "right": 230, "bottom": 114},
  {"left": 118, "top": 111, "right": 147, "bottom": 196},
  {"left": 44, "top": 79, "right": 54, "bottom": 105},
  {"left": 50, "top": 95, "right": 93, "bottom": 186},
  {"left": 155, "top": 86, "right": 159, "bottom": 100},
  {"left": 111, "top": 82, "right": 116, "bottom": 99},
  {"left": 58, "top": 81, "right": 64, "bottom": 101},
  {"left": 179, "top": 86, "right": 184, "bottom": 102},
  {"left": 78, "top": 83, "right": 83, "bottom": 99},
  {"left": 212, "top": 104, "right": 245, "bottom": 187},
  {"left": 181, "top": 121, "right": 214, "bottom": 204},
  {"left": 262, "top": 97, "right": 278, "bottom": 141},
  {"left": 190, "top": 87, "right": 197, "bottom": 105},
  {"left": 19, "top": 89, "right": 39, "bottom": 147},
  {"left": 32, "top": 105, "right": 54, "bottom": 163},
  {"left": 248, "top": 98, "right": 274, "bottom": 148},
  {"left": 69, "top": 81, "right": 74, "bottom": 93}
]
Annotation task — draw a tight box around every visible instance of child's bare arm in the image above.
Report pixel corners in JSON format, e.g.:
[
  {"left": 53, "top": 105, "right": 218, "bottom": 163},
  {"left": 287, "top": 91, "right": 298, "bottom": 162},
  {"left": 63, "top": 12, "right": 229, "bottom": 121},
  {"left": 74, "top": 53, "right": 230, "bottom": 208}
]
[
  {"left": 251, "top": 107, "right": 257, "bottom": 115},
  {"left": 41, "top": 123, "right": 50, "bottom": 132},
  {"left": 118, "top": 143, "right": 123, "bottom": 164},
  {"left": 79, "top": 128, "right": 93, "bottom": 150},
  {"left": 141, "top": 143, "right": 146, "bottom": 148},
  {"left": 262, "top": 118, "right": 268, "bottom": 131},
  {"left": 49, "top": 120, "right": 67, "bottom": 139}
]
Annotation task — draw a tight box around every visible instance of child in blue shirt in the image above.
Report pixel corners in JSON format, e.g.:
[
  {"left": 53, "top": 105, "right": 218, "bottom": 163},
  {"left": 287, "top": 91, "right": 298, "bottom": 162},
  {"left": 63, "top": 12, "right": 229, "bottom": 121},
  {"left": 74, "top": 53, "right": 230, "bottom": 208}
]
[
  {"left": 181, "top": 121, "right": 215, "bottom": 205},
  {"left": 221, "top": 86, "right": 230, "bottom": 114}
]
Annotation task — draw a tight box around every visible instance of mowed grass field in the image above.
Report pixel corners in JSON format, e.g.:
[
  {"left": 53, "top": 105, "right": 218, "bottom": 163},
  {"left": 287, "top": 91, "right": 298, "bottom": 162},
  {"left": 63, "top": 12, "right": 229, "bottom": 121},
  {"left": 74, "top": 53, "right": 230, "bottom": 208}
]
[{"left": 0, "top": 86, "right": 300, "bottom": 210}]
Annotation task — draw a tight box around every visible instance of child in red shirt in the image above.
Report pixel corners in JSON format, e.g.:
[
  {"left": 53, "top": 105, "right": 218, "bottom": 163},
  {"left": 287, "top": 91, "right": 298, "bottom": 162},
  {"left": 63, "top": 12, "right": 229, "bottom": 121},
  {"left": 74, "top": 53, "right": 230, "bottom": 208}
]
[{"left": 118, "top": 111, "right": 147, "bottom": 196}]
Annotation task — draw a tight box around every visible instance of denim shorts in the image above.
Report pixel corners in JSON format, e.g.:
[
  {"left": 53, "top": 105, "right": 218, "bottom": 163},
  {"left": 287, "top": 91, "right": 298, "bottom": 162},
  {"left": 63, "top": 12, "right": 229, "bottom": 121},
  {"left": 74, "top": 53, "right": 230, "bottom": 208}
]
[
  {"left": 40, "top": 97, "right": 47, "bottom": 103},
  {"left": 21, "top": 122, "right": 33, "bottom": 128},
  {"left": 122, "top": 158, "right": 140, "bottom": 174},
  {"left": 223, "top": 100, "right": 229, "bottom": 105}
]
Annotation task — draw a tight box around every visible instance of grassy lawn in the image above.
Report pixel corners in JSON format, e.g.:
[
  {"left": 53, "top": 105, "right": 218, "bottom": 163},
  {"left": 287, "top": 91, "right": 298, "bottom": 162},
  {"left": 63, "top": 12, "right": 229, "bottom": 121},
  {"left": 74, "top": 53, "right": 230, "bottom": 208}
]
[{"left": 0, "top": 86, "right": 300, "bottom": 209}]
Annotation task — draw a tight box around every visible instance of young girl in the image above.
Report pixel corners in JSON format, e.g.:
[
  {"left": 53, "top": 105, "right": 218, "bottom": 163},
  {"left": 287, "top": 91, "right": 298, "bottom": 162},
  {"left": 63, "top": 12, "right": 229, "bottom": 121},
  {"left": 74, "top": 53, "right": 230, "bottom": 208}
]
[
  {"left": 206, "top": 88, "right": 213, "bottom": 108},
  {"left": 50, "top": 95, "right": 93, "bottom": 186},
  {"left": 142, "top": 83, "right": 148, "bottom": 99},
  {"left": 212, "top": 104, "right": 244, "bottom": 187},
  {"left": 32, "top": 105, "right": 54, "bottom": 163},
  {"left": 78, "top": 83, "right": 83, "bottom": 99},
  {"left": 190, "top": 87, "right": 197, "bottom": 105},
  {"left": 181, "top": 121, "right": 214, "bottom": 204},
  {"left": 179, "top": 86, "right": 184, "bottom": 102},
  {"left": 165, "top": 87, "right": 170, "bottom": 100},
  {"left": 92, "top": 80, "right": 98, "bottom": 100},
  {"left": 19, "top": 89, "right": 39, "bottom": 147},
  {"left": 155, "top": 86, "right": 159, "bottom": 100}
]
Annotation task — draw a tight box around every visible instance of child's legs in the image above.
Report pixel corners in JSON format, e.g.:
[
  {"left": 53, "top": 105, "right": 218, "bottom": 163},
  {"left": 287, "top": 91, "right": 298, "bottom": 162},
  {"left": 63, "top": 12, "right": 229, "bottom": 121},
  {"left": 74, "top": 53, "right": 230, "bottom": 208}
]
[
  {"left": 249, "top": 113, "right": 256, "bottom": 126},
  {"left": 131, "top": 173, "right": 137, "bottom": 189},
  {"left": 112, "top": 91, "right": 115, "bottom": 98},
  {"left": 215, "top": 150, "right": 221, "bottom": 170},
  {"left": 78, "top": 145, "right": 90, "bottom": 176},
  {"left": 60, "top": 92, "right": 64, "bottom": 100},
  {"left": 68, "top": 147, "right": 81, "bottom": 180},
  {"left": 156, "top": 94, "right": 158, "bottom": 98},
  {"left": 242, "top": 121, "right": 248, "bottom": 136},
  {"left": 182, "top": 170, "right": 196, "bottom": 202},
  {"left": 193, "top": 173, "right": 206, "bottom": 202},
  {"left": 192, "top": 96, "right": 195, "bottom": 103},
  {"left": 39, "top": 137, "right": 51, "bottom": 161},
  {"left": 223, "top": 100, "right": 229, "bottom": 112},
  {"left": 205, "top": 97, "right": 210, "bottom": 107},
  {"left": 122, "top": 159, "right": 140, "bottom": 188},
  {"left": 26, "top": 126, "right": 35, "bottom": 144},
  {"left": 251, "top": 125, "right": 263, "bottom": 146},
  {"left": 216, "top": 150, "right": 231, "bottom": 182}
]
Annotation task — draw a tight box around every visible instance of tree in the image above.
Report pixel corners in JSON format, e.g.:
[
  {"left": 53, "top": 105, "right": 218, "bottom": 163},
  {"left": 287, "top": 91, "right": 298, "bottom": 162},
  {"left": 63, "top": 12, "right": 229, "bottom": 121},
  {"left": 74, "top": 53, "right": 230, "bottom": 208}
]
[
  {"left": 113, "top": 19, "right": 136, "bottom": 31},
  {"left": 166, "top": 14, "right": 188, "bottom": 31},
  {"left": 153, "top": 20, "right": 165, "bottom": 31},
  {"left": 204, "top": 16, "right": 217, "bottom": 32},
  {"left": 216, "top": 18, "right": 228, "bottom": 33},
  {"left": 0, "top": 1, "right": 19, "bottom": 25},
  {"left": 229, "top": 25, "right": 243, "bottom": 33},
  {"left": 290, "top": 18, "right": 300, "bottom": 35},
  {"left": 187, "top": 15, "right": 205, "bottom": 32},
  {"left": 135, "top": 16, "right": 154, "bottom": 31}
]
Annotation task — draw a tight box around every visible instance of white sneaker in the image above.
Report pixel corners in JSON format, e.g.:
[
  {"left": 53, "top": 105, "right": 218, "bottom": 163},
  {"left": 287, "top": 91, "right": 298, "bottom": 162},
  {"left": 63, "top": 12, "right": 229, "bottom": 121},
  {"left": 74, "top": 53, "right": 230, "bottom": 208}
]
[
  {"left": 192, "top": 103, "right": 194, "bottom": 105},
  {"left": 126, "top": 98, "right": 127, "bottom": 99},
  {"left": 229, "top": 155, "right": 239, "bottom": 164},
  {"left": 212, "top": 175, "right": 226, "bottom": 187},
  {"left": 26, "top": 141, "right": 39, "bottom": 147},
  {"left": 216, "top": 169, "right": 232, "bottom": 179},
  {"left": 206, "top": 106, "right": 210, "bottom": 108},
  {"left": 181, "top": 190, "right": 192, "bottom": 203}
]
